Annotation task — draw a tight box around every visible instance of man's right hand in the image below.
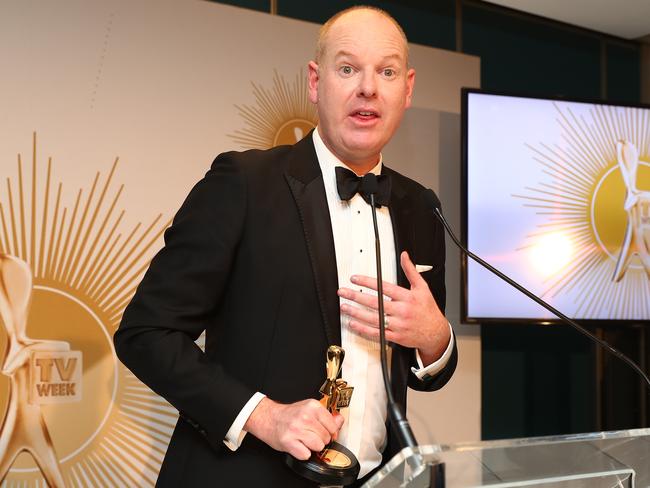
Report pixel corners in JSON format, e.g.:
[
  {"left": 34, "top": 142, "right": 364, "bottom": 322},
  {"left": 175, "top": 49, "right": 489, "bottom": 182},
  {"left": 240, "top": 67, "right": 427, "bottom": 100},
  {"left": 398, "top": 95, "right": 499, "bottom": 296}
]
[{"left": 244, "top": 397, "right": 344, "bottom": 460}]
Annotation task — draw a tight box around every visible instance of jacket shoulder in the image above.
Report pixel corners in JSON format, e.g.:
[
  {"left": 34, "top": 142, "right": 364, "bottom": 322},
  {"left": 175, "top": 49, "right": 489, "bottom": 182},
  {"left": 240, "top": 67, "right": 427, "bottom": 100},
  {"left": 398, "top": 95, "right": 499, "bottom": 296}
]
[{"left": 211, "top": 143, "right": 294, "bottom": 171}]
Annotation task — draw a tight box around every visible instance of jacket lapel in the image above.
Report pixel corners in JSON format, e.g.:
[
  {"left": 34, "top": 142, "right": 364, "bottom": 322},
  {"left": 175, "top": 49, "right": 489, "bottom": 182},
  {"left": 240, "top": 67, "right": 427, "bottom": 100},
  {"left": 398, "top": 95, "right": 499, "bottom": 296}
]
[
  {"left": 385, "top": 167, "right": 415, "bottom": 289},
  {"left": 384, "top": 166, "right": 417, "bottom": 402},
  {"left": 284, "top": 134, "right": 341, "bottom": 346}
]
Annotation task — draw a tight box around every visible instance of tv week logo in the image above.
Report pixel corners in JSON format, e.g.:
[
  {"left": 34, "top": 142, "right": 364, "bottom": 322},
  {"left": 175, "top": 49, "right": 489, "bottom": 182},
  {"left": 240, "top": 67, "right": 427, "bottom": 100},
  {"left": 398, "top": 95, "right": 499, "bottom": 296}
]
[{"left": 29, "top": 351, "right": 82, "bottom": 404}]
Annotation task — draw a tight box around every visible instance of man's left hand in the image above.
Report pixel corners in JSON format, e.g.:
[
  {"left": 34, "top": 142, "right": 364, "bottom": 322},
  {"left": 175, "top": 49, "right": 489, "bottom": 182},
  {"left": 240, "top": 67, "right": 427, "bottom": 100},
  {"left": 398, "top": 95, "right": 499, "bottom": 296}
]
[{"left": 337, "top": 251, "right": 450, "bottom": 365}]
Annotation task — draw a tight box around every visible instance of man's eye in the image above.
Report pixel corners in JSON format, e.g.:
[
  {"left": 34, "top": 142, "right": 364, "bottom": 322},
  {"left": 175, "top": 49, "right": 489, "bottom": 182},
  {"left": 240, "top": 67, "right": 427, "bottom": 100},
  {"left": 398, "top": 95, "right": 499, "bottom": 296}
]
[
  {"left": 340, "top": 66, "right": 353, "bottom": 75},
  {"left": 383, "top": 68, "right": 395, "bottom": 77}
]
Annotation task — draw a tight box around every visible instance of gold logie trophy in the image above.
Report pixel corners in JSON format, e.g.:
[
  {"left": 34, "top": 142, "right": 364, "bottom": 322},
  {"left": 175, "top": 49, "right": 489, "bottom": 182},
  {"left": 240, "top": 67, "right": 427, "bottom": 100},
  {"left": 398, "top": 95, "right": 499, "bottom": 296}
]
[{"left": 285, "top": 346, "right": 360, "bottom": 485}]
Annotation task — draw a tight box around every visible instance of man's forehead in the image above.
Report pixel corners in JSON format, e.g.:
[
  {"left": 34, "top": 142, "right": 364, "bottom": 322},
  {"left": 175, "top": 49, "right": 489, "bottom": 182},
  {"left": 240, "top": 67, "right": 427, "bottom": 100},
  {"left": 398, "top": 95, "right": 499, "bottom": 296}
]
[{"left": 320, "top": 9, "right": 408, "bottom": 61}]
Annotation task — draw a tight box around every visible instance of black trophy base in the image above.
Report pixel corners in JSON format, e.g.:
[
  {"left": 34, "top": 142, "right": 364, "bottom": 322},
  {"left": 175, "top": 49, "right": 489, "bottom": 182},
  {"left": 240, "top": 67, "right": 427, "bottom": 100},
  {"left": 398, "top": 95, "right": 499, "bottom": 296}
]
[{"left": 285, "top": 441, "right": 360, "bottom": 486}]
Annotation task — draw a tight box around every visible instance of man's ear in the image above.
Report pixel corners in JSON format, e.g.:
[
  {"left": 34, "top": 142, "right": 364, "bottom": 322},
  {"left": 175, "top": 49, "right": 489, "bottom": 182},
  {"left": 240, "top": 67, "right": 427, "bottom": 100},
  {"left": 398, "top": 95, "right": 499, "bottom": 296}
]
[
  {"left": 405, "top": 68, "right": 415, "bottom": 109},
  {"left": 308, "top": 60, "right": 319, "bottom": 104}
]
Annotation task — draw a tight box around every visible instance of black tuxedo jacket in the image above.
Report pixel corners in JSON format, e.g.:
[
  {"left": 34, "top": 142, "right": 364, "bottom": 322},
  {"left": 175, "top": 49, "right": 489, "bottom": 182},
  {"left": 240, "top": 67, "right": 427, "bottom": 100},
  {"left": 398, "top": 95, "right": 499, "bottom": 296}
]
[{"left": 114, "top": 134, "right": 457, "bottom": 487}]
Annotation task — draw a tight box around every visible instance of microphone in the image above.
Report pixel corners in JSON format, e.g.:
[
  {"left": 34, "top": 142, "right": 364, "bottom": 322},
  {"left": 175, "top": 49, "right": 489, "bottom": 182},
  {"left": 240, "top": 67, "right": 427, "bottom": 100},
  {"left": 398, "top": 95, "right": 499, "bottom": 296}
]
[
  {"left": 361, "top": 174, "right": 444, "bottom": 487},
  {"left": 420, "top": 189, "right": 650, "bottom": 391}
]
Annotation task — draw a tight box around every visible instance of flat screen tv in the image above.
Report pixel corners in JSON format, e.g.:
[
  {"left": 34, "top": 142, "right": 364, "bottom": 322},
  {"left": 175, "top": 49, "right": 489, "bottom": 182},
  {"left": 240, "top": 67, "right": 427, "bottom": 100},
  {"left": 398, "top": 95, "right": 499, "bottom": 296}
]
[{"left": 462, "top": 89, "right": 650, "bottom": 323}]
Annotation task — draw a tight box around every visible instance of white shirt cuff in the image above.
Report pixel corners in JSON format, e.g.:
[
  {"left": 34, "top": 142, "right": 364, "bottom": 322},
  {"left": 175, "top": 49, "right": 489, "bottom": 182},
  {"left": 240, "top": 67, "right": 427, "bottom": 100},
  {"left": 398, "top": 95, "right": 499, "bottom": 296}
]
[
  {"left": 223, "top": 391, "right": 266, "bottom": 451},
  {"left": 411, "top": 322, "right": 455, "bottom": 380}
]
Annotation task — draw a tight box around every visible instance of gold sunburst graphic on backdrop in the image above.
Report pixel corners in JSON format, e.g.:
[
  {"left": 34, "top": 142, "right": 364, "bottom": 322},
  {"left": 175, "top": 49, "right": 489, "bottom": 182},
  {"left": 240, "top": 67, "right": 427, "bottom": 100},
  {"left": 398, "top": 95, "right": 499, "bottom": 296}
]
[
  {"left": 0, "top": 133, "right": 175, "bottom": 486},
  {"left": 515, "top": 103, "right": 650, "bottom": 319},
  {"left": 229, "top": 69, "right": 317, "bottom": 149}
]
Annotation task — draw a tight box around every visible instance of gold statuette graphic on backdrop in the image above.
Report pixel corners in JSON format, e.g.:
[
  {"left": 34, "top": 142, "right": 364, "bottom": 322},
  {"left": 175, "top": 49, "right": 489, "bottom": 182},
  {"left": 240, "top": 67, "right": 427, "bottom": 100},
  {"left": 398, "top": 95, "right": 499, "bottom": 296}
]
[
  {"left": 613, "top": 140, "right": 650, "bottom": 281},
  {"left": 229, "top": 69, "right": 317, "bottom": 149},
  {"left": 0, "top": 254, "right": 81, "bottom": 487},
  {"left": 284, "top": 346, "right": 360, "bottom": 486},
  {"left": 0, "top": 133, "right": 173, "bottom": 486}
]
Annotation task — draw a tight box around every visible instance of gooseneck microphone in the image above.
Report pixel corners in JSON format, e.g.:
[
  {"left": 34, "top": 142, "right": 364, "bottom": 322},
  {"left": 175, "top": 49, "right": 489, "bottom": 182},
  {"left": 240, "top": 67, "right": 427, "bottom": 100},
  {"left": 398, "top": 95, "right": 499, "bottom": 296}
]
[
  {"left": 420, "top": 189, "right": 650, "bottom": 391},
  {"left": 360, "top": 174, "right": 417, "bottom": 449},
  {"left": 361, "top": 175, "right": 444, "bottom": 487}
]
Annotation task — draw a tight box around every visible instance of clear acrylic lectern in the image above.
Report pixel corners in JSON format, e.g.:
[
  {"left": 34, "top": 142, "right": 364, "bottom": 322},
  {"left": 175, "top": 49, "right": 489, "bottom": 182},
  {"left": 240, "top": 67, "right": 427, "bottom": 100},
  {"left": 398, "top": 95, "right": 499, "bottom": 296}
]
[{"left": 364, "top": 428, "right": 650, "bottom": 487}]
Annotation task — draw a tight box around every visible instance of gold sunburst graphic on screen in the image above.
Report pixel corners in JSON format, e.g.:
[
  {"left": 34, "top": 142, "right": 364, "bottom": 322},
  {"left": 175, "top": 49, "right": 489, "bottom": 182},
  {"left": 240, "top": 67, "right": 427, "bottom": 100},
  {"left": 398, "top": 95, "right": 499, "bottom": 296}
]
[
  {"left": 514, "top": 103, "right": 650, "bottom": 319},
  {"left": 229, "top": 69, "right": 317, "bottom": 149},
  {"left": 0, "top": 133, "right": 174, "bottom": 487}
]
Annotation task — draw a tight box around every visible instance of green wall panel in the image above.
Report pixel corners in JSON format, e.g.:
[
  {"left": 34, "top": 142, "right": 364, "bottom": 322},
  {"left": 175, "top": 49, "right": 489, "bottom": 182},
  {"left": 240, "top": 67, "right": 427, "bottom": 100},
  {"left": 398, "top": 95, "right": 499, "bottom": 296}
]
[
  {"left": 606, "top": 42, "right": 641, "bottom": 103},
  {"left": 209, "top": 0, "right": 269, "bottom": 13},
  {"left": 462, "top": 2, "right": 601, "bottom": 98},
  {"left": 482, "top": 324, "right": 596, "bottom": 440}
]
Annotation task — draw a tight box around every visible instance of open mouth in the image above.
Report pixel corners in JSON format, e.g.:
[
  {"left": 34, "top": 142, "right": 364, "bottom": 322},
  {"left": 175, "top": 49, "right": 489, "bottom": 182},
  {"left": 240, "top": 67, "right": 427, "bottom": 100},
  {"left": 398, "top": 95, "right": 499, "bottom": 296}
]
[{"left": 351, "top": 110, "right": 379, "bottom": 120}]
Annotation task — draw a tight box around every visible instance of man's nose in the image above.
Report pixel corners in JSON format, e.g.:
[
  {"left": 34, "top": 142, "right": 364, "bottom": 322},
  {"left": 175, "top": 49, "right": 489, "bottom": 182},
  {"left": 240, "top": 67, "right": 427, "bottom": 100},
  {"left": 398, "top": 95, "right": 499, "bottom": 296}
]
[{"left": 358, "top": 70, "right": 377, "bottom": 98}]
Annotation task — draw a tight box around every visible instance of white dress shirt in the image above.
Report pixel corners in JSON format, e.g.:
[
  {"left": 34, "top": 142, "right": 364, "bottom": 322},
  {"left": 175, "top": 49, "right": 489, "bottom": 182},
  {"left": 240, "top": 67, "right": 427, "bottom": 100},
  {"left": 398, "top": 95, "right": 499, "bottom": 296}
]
[{"left": 224, "top": 129, "right": 454, "bottom": 479}]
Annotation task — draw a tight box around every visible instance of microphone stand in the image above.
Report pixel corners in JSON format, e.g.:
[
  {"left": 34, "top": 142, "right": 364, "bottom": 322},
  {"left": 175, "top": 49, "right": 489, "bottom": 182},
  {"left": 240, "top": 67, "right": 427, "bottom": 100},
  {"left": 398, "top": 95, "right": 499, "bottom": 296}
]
[{"left": 362, "top": 175, "right": 445, "bottom": 487}]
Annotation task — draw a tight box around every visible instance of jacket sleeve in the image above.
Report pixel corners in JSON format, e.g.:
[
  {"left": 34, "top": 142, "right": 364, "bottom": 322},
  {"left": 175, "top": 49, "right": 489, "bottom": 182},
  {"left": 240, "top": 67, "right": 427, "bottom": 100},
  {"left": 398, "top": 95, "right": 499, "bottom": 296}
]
[{"left": 113, "top": 152, "right": 253, "bottom": 452}]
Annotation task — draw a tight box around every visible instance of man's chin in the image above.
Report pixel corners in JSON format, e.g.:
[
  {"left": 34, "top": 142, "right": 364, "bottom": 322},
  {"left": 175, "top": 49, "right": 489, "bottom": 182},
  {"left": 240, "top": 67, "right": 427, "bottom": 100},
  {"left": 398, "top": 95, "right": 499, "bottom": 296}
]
[
  {"left": 341, "top": 137, "right": 385, "bottom": 159},
  {"left": 348, "top": 152, "right": 384, "bottom": 168}
]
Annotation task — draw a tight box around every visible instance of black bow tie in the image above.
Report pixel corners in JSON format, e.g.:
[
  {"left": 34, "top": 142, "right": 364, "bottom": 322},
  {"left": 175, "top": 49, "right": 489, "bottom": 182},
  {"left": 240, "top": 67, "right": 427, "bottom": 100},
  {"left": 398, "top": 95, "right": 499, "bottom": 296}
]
[{"left": 335, "top": 166, "right": 391, "bottom": 207}]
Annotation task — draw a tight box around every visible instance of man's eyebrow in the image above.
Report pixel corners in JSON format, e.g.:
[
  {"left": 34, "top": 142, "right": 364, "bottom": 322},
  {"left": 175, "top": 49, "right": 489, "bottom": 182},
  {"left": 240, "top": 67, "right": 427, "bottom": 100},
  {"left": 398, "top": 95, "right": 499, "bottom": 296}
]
[
  {"left": 333, "top": 50, "right": 405, "bottom": 63},
  {"left": 380, "top": 53, "right": 403, "bottom": 63},
  {"left": 333, "top": 50, "right": 355, "bottom": 60}
]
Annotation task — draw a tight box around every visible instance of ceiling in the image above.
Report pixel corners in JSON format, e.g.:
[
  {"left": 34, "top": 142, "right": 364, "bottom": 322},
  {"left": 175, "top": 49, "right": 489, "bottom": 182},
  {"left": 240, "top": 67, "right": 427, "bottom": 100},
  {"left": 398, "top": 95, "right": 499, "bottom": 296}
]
[{"left": 483, "top": 0, "right": 650, "bottom": 40}]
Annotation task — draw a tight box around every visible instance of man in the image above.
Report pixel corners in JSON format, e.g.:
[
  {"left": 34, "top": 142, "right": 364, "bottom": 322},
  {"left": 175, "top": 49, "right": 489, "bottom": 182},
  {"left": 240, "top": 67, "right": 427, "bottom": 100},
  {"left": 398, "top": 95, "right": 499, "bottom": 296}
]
[{"left": 114, "top": 6, "right": 456, "bottom": 487}]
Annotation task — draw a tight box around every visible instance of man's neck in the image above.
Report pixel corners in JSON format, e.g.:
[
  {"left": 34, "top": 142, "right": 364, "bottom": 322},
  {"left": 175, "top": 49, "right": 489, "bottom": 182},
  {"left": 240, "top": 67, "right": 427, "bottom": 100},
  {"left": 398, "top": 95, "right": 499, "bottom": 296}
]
[
  {"left": 342, "top": 160, "right": 377, "bottom": 176},
  {"left": 314, "top": 127, "right": 382, "bottom": 176}
]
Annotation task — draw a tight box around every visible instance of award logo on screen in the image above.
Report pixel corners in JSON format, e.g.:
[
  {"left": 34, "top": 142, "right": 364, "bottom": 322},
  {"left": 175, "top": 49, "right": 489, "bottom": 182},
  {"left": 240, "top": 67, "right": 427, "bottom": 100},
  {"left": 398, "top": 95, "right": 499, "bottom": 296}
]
[
  {"left": 612, "top": 140, "right": 650, "bottom": 281},
  {"left": 229, "top": 69, "right": 317, "bottom": 149},
  {"left": 516, "top": 104, "right": 650, "bottom": 319},
  {"left": 0, "top": 134, "right": 173, "bottom": 486}
]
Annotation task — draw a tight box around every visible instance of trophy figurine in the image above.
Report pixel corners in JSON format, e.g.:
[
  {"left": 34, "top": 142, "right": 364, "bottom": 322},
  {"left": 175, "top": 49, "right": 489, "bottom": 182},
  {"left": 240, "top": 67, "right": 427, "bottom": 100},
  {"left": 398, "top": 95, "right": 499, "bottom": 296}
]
[
  {"left": 612, "top": 140, "right": 650, "bottom": 282},
  {"left": 285, "top": 346, "right": 360, "bottom": 485}
]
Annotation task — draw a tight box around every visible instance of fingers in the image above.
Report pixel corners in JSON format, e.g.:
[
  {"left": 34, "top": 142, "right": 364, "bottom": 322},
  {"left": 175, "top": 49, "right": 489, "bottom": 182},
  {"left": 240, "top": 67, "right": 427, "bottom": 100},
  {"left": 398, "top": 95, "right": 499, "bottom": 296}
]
[
  {"left": 287, "top": 416, "right": 341, "bottom": 459},
  {"left": 336, "top": 250, "right": 418, "bottom": 309},
  {"left": 286, "top": 401, "right": 342, "bottom": 458},
  {"left": 337, "top": 286, "right": 406, "bottom": 314},
  {"left": 331, "top": 412, "right": 344, "bottom": 440},
  {"left": 290, "top": 400, "right": 334, "bottom": 441},
  {"left": 286, "top": 439, "right": 312, "bottom": 460},
  {"left": 247, "top": 398, "right": 344, "bottom": 460},
  {"left": 281, "top": 423, "right": 325, "bottom": 460},
  {"left": 400, "top": 250, "right": 426, "bottom": 289},
  {"left": 345, "top": 274, "right": 410, "bottom": 302},
  {"left": 299, "top": 429, "right": 328, "bottom": 453},
  {"left": 340, "top": 302, "right": 382, "bottom": 326},
  {"left": 315, "top": 402, "right": 345, "bottom": 437},
  {"left": 348, "top": 320, "right": 397, "bottom": 343}
]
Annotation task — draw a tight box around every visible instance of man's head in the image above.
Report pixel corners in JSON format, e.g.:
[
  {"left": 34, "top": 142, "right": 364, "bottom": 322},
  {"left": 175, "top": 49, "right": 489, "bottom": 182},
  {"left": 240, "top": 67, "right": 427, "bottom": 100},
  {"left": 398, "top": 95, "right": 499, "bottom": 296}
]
[{"left": 308, "top": 7, "right": 415, "bottom": 174}]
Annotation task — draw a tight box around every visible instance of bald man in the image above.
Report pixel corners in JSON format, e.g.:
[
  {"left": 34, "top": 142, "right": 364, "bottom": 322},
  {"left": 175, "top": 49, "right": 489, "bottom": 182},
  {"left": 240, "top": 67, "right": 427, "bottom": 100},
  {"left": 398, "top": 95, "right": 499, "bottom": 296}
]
[{"left": 115, "top": 6, "right": 456, "bottom": 487}]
